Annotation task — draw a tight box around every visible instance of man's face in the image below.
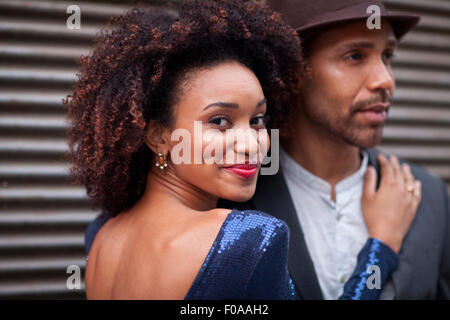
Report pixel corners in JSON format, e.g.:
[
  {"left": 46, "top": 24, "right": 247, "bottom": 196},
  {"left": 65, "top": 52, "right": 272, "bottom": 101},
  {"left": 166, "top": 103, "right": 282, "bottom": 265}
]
[{"left": 299, "top": 19, "right": 396, "bottom": 148}]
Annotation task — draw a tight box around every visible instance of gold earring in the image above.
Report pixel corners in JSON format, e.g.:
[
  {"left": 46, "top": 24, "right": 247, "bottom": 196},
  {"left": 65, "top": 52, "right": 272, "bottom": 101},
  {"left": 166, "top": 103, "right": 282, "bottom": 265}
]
[{"left": 155, "top": 152, "right": 168, "bottom": 170}]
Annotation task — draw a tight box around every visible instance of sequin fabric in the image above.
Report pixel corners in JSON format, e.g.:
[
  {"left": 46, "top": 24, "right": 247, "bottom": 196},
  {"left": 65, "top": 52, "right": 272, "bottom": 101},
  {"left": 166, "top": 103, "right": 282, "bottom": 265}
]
[
  {"left": 184, "top": 209, "right": 297, "bottom": 300},
  {"left": 339, "top": 238, "right": 399, "bottom": 300}
]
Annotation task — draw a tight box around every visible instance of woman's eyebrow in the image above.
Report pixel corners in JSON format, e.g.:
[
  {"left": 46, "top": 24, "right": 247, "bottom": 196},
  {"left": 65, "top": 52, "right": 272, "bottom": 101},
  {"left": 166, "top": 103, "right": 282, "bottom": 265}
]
[
  {"left": 257, "top": 97, "right": 267, "bottom": 107},
  {"left": 202, "top": 97, "right": 267, "bottom": 111},
  {"left": 202, "top": 102, "right": 238, "bottom": 111}
]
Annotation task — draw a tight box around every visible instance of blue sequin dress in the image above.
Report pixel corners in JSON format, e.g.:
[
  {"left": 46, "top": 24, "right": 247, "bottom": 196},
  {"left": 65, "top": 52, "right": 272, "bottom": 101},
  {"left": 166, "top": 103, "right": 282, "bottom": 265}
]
[{"left": 84, "top": 208, "right": 398, "bottom": 300}]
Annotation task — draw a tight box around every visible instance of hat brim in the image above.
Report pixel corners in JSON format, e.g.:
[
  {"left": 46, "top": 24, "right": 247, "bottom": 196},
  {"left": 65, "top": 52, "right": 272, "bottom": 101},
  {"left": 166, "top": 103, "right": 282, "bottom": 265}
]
[{"left": 296, "top": 13, "right": 420, "bottom": 40}]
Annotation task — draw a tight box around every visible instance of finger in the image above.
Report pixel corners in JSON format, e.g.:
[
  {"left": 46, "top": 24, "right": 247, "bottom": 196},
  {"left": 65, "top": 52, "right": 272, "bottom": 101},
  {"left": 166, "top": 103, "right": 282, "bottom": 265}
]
[
  {"left": 402, "top": 163, "right": 414, "bottom": 191},
  {"left": 378, "top": 153, "right": 394, "bottom": 186},
  {"left": 408, "top": 180, "right": 422, "bottom": 215},
  {"left": 413, "top": 180, "right": 422, "bottom": 202},
  {"left": 363, "top": 165, "right": 377, "bottom": 200},
  {"left": 390, "top": 155, "right": 402, "bottom": 186}
]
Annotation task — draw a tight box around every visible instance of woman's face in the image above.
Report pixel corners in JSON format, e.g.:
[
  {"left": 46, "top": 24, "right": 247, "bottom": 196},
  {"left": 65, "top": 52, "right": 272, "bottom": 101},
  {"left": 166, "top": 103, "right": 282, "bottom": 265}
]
[{"left": 164, "top": 60, "right": 270, "bottom": 202}]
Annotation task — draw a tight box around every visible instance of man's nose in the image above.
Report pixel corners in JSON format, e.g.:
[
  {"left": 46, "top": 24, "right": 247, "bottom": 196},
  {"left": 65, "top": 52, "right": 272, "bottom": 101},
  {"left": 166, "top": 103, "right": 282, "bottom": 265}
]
[{"left": 367, "top": 59, "right": 395, "bottom": 94}]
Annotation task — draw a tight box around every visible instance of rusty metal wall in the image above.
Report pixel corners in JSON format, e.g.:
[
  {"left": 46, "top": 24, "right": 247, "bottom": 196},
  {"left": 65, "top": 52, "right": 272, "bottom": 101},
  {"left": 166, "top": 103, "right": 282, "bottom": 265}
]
[{"left": 0, "top": 0, "right": 448, "bottom": 299}]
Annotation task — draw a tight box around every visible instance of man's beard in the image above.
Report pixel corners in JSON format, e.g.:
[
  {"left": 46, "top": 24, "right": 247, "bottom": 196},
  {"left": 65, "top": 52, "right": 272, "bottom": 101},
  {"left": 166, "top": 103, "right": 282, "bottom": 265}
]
[{"left": 299, "top": 91, "right": 391, "bottom": 149}]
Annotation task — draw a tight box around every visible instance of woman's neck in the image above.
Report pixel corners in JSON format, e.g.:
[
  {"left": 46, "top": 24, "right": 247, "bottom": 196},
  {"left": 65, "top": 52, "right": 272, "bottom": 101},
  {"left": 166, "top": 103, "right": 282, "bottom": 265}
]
[{"left": 140, "top": 167, "right": 219, "bottom": 214}]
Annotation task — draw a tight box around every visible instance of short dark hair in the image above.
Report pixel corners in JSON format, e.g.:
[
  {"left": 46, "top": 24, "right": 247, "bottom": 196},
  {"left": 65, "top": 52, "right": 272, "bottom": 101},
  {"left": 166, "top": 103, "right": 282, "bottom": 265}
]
[{"left": 64, "top": 0, "right": 303, "bottom": 216}]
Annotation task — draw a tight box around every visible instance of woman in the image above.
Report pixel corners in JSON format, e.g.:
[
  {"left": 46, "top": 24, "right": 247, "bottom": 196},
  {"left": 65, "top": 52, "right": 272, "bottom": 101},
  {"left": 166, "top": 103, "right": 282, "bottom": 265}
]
[{"left": 67, "top": 0, "right": 421, "bottom": 299}]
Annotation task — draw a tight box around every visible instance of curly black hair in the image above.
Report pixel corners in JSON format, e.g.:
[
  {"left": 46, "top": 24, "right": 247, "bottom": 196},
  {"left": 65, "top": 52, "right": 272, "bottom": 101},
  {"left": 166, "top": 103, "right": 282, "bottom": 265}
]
[{"left": 64, "top": 0, "right": 303, "bottom": 217}]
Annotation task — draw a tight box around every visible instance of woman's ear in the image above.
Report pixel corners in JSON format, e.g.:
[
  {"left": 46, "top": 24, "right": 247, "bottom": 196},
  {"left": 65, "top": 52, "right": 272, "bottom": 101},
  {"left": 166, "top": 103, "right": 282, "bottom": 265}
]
[
  {"left": 300, "top": 61, "right": 312, "bottom": 80},
  {"left": 144, "top": 120, "right": 170, "bottom": 154}
]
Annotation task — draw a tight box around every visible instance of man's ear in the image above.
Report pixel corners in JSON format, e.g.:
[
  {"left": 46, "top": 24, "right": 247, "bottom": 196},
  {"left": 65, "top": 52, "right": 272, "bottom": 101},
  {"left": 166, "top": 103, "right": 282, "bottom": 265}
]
[{"left": 144, "top": 120, "right": 170, "bottom": 154}]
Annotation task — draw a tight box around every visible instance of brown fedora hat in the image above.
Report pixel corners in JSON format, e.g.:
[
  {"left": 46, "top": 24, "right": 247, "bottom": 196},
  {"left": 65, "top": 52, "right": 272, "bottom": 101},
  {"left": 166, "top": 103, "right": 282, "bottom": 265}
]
[{"left": 267, "top": 0, "right": 420, "bottom": 40}]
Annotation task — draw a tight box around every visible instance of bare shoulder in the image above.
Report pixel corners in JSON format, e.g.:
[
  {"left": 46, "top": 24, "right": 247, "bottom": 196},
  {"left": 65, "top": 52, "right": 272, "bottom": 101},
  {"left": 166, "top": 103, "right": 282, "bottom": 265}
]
[
  {"left": 86, "top": 207, "right": 233, "bottom": 300},
  {"left": 84, "top": 211, "right": 131, "bottom": 299},
  {"left": 142, "top": 208, "right": 232, "bottom": 299}
]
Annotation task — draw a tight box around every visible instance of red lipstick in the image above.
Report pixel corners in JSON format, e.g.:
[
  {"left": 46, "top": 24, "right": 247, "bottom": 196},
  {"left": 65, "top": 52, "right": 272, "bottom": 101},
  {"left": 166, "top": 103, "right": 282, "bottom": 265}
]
[{"left": 223, "top": 162, "right": 259, "bottom": 178}]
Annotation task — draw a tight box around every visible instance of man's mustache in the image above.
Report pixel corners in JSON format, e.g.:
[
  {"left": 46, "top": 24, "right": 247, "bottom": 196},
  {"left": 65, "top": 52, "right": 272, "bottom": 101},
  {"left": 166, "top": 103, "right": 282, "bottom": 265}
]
[{"left": 350, "top": 90, "right": 392, "bottom": 114}]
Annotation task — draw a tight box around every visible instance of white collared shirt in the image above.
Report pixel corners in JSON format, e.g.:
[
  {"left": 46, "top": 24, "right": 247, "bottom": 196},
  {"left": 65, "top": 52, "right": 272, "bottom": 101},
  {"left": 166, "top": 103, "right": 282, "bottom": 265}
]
[{"left": 280, "top": 146, "right": 369, "bottom": 300}]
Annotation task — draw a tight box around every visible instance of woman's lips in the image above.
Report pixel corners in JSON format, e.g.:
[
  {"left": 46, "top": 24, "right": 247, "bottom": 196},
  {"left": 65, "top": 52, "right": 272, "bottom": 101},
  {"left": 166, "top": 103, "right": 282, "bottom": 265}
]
[{"left": 223, "top": 163, "right": 259, "bottom": 178}]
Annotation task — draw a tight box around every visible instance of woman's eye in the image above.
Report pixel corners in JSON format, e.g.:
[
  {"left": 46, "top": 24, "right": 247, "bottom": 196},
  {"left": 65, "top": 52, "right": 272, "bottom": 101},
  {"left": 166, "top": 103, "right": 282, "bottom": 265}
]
[
  {"left": 250, "top": 115, "right": 266, "bottom": 126},
  {"left": 208, "top": 116, "right": 230, "bottom": 127}
]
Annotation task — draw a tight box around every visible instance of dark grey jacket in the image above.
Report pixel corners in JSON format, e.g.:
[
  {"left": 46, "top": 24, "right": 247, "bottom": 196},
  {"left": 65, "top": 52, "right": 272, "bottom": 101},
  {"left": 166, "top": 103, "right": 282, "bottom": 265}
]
[{"left": 218, "top": 148, "right": 450, "bottom": 299}]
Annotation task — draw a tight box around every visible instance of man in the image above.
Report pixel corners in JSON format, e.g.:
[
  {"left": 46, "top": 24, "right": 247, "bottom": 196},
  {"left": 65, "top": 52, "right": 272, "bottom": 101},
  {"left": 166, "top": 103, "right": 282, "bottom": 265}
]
[{"left": 218, "top": 0, "right": 450, "bottom": 299}]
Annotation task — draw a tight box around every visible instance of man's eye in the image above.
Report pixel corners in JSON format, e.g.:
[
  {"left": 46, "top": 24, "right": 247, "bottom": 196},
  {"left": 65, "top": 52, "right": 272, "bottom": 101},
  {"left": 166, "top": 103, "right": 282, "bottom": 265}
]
[
  {"left": 345, "top": 53, "right": 362, "bottom": 61},
  {"left": 382, "top": 51, "right": 396, "bottom": 62}
]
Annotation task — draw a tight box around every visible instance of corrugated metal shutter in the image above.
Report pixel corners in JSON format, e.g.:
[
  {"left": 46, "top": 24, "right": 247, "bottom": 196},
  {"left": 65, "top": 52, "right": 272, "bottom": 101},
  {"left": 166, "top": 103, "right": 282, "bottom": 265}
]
[
  {"left": 0, "top": 0, "right": 448, "bottom": 299},
  {"left": 382, "top": 0, "right": 450, "bottom": 193},
  {"left": 0, "top": 0, "right": 134, "bottom": 299}
]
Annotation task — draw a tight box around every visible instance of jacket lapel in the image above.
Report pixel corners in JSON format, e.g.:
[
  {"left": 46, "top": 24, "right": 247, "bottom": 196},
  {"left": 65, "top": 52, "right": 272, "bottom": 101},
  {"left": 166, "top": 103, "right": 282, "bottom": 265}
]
[
  {"left": 251, "top": 166, "right": 324, "bottom": 299},
  {"left": 365, "top": 148, "right": 382, "bottom": 190}
]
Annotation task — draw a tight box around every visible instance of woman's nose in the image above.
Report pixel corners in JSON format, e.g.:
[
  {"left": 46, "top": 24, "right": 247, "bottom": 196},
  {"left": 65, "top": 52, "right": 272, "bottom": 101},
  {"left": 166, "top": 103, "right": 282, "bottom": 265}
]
[{"left": 233, "top": 127, "right": 260, "bottom": 161}]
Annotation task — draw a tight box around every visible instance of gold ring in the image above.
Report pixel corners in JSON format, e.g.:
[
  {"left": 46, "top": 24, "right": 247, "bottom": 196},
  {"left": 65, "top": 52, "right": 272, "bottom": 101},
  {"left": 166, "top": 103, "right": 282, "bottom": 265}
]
[{"left": 406, "top": 183, "right": 414, "bottom": 192}]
